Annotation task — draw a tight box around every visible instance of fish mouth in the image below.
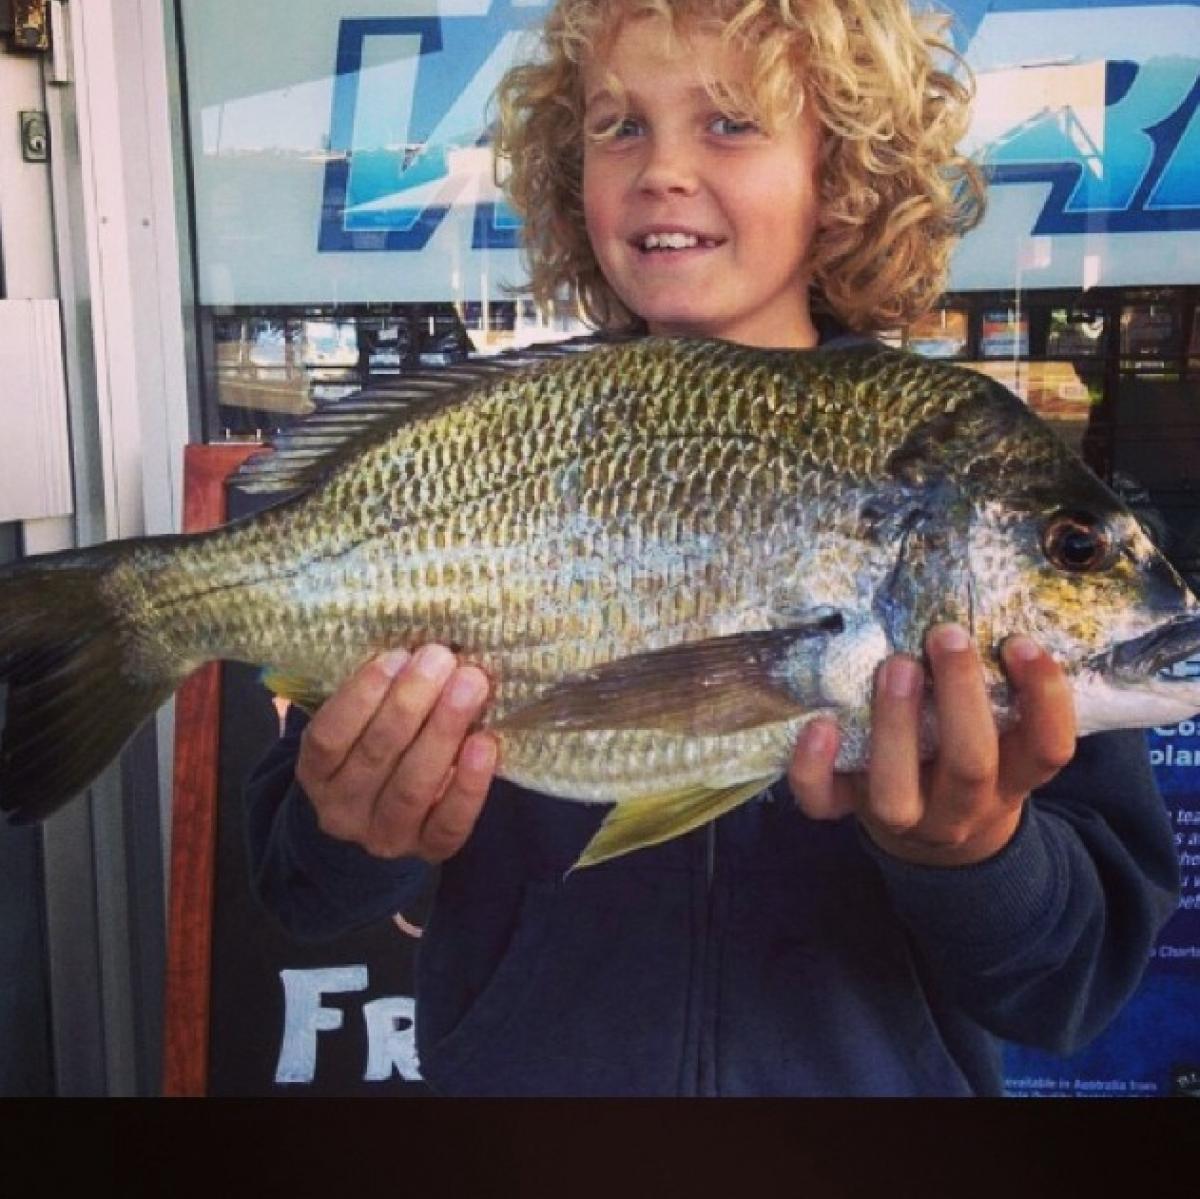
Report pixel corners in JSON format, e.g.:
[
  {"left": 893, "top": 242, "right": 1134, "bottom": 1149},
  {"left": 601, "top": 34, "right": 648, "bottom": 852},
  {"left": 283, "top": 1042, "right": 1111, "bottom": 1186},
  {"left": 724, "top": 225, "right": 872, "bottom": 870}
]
[{"left": 1091, "top": 612, "right": 1200, "bottom": 682}]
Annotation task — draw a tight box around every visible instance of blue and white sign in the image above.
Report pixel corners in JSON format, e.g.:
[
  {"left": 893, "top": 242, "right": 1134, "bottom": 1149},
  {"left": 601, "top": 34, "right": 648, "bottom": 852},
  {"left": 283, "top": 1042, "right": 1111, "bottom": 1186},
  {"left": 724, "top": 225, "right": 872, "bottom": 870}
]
[
  {"left": 185, "top": 0, "right": 547, "bottom": 305},
  {"left": 184, "top": 0, "right": 1199, "bottom": 304},
  {"left": 317, "top": 7, "right": 530, "bottom": 254},
  {"left": 950, "top": 0, "right": 1200, "bottom": 288}
]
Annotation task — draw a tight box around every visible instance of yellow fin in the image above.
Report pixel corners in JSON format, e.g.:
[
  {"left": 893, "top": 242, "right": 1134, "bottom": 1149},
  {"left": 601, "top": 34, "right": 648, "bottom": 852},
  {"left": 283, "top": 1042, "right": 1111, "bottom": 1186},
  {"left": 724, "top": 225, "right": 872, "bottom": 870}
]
[
  {"left": 259, "top": 669, "right": 331, "bottom": 714},
  {"left": 571, "top": 776, "right": 777, "bottom": 872}
]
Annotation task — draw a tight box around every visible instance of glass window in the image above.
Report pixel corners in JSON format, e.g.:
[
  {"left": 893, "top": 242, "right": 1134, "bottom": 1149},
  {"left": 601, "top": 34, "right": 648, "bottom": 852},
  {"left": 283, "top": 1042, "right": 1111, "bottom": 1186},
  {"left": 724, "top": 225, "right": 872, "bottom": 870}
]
[
  {"left": 905, "top": 308, "right": 968, "bottom": 359},
  {"left": 979, "top": 307, "right": 1029, "bottom": 359},
  {"left": 1046, "top": 306, "right": 1107, "bottom": 359},
  {"left": 1120, "top": 296, "right": 1182, "bottom": 375},
  {"left": 179, "top": 0, "right": 588, "bottom": 439}
]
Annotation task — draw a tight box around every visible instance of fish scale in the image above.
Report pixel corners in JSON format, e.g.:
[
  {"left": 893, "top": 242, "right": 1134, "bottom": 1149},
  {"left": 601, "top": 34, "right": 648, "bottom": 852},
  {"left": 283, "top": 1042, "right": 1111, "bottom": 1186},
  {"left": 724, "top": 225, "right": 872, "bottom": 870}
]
[{"left": 3, "top": 336, "right": 1200, "bottom": 868}]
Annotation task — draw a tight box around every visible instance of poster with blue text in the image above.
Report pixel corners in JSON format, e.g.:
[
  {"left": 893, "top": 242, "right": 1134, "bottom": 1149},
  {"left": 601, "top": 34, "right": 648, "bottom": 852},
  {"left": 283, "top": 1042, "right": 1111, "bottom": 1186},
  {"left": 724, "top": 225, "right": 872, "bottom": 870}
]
[{"left": 184, "top": 0, "right": 1200, "bottom": 305}]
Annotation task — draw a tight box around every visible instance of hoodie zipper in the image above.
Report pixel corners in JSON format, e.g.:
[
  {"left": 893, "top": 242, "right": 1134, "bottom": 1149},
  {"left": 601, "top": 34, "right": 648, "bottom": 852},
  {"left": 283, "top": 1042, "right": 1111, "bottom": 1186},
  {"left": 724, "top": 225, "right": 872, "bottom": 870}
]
[
  {"left": 695, "top": 787, "right": 769, "bottom": 1095},
  {"left": 694, "top": 821, "right": 718, "bottom": 1095}
]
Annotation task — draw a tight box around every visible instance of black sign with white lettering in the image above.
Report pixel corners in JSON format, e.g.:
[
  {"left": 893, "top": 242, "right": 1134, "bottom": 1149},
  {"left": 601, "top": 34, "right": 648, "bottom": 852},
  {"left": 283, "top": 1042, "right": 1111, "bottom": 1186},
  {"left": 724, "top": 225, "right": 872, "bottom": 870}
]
[{"left": 204, "top": 491, "right": 433, "bottom": 1097}]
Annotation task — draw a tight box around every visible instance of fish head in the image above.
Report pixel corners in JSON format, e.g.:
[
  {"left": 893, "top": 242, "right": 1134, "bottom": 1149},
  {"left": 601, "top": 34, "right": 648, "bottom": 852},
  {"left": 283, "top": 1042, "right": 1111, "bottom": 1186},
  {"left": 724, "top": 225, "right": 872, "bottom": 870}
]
[
  {"left": 868, "top": 362, "right": 1200, "bottom": 739},
  {"left": 972, "top": 479, "right": 1200, "bottom": 732},
  {"left": 900, "top": 367, "right": 1200, "bottom": 734}
]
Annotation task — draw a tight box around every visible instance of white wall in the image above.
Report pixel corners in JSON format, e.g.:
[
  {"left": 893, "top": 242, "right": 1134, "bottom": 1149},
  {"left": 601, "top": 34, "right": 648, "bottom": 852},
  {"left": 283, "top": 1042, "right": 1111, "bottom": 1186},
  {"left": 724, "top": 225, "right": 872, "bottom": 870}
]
[
  {"left": 0, "top": 0, "right": 196, "bottom": 1096},
  {"left": 0, "top": 25, "right": 74, "bottom": 544}
]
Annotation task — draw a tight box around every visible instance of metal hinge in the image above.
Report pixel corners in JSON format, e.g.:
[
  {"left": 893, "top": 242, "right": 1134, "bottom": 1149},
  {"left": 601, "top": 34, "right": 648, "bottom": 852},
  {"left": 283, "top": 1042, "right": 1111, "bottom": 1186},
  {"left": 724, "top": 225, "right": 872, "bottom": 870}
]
[{"left": 20, "top": 109, "right": 48, "bottom": 161}]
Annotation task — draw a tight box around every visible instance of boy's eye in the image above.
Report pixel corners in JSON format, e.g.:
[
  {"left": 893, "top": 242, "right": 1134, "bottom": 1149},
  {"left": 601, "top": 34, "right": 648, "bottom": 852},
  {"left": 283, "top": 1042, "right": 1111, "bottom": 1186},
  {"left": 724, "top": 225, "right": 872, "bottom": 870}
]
[
  {"left": 710, "top": 115, "right": 760, "bottom": 136},
  {"left": 611, "top": 116, "right": 643, "bottom": 139}
]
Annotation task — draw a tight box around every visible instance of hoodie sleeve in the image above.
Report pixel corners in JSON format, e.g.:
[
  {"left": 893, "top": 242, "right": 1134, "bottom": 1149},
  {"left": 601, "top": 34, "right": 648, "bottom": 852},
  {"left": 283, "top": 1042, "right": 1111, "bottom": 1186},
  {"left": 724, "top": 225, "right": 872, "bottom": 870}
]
[
  {"left": 863, "top": 729, "right": 1180, "bottom": 1054},
  {"left": 243, "top": 705, "right": 434, "bottom": 942}
]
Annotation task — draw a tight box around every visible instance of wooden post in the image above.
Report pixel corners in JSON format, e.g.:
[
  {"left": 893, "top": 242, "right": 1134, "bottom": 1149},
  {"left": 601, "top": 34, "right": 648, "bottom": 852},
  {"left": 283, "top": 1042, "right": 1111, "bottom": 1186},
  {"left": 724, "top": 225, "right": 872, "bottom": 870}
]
[{"left": 161, "top": 442, "right": 259, "bottom": 1096}]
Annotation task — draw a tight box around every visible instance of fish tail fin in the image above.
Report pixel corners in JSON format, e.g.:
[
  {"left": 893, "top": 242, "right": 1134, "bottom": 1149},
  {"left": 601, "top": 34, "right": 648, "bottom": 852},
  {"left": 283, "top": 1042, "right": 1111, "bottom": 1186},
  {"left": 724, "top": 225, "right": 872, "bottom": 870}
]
[{"left": 0, "top": 545, "right": 182, "bottom": 823}]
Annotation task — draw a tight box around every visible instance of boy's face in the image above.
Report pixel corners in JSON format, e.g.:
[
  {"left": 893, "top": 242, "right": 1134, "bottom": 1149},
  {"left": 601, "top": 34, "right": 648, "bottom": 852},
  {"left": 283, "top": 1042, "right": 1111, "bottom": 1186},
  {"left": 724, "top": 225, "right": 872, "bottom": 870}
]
[{"left": 582, "top": 17, "right": 821, "bottom": 348}]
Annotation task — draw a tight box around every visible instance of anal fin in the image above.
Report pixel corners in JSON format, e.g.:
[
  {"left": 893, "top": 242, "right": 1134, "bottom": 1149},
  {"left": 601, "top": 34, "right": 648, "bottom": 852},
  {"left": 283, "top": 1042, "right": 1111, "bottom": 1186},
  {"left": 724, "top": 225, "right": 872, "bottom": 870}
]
[{"left": 571, "top": 775, "right": 777, "bottom": 872}]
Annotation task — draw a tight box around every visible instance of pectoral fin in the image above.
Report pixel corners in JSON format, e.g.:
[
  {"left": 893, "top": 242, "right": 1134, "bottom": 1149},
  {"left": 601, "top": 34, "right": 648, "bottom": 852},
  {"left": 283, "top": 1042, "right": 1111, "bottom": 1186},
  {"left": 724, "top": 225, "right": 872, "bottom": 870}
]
[
  {"left": 496, "top": 617, "right": 842, "bottom": 738},
  {"left": 571, "top": 776, "right": 777, "bottom": 872}
]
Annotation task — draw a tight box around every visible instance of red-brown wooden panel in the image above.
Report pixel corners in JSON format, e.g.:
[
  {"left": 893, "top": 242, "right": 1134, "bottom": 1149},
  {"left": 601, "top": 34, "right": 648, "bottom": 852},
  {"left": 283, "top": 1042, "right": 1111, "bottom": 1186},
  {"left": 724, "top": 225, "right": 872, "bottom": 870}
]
[{"left": 162, "top": 443, "right": 259, "bottom": 1097}]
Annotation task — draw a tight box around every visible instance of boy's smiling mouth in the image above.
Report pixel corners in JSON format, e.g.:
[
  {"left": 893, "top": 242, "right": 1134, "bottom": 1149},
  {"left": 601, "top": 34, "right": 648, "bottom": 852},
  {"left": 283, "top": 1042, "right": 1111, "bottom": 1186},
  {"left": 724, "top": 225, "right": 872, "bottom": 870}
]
[{"left": 630, "top": 227, "right": 725, "bottom": 253}]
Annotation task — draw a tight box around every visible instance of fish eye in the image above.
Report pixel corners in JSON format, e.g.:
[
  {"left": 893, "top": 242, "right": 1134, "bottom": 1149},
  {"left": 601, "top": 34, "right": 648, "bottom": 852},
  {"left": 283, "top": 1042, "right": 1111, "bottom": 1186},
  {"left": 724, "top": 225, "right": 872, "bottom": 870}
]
[{"left": 1041, "top": 511, "right": 1116, "bottom": 573}]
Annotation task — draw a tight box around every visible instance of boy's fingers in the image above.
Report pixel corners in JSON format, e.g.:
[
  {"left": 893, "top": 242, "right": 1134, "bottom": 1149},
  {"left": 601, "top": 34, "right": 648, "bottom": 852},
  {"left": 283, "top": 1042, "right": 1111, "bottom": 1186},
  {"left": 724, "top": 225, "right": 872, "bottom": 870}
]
[
  {"left": 789, "top": 720, "right": 855, "bottom": 820},
  {"left": 864, "top": 655, "right": 924, "bottom": 832},
  {"left": 926, "top": 624, "right": 999, "bottom": 820},
  {"left": 418, "top": 733, "right": 498, "bottom": 861},
  {"left": 331, "top": 644, "right": 457, "bottom": 806},
  {"left": 377, "top": 663, "right": 491, "bottom": 826},
  {"left": 998, "top": 637, "right": 1076, "bottom": 801},
  {"left": 298, "top": 649, "right": 409, "bottom": 785}
]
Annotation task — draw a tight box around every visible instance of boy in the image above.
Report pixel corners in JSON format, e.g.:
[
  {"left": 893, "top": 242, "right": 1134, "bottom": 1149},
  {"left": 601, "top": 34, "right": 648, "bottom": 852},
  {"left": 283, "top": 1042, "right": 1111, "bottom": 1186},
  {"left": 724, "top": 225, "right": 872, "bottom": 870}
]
[{"left": 245, "top": 0, "right": 1178, "bottom": 1095}]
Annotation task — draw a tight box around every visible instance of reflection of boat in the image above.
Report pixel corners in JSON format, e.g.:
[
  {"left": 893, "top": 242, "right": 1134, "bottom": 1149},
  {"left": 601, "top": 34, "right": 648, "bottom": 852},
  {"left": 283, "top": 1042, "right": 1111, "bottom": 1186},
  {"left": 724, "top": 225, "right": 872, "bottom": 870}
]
[
  {"left": 908, "top": 337, "right": 964, "bottom": 360},
  {"left": 906, "top": 308, "right": 967, "bottom": 360},
  {"left": 217, "top": 366, "right": 316, "bottom": 416},
  {"left": 215, "top": 324, "right": 316, "bottom": 415}
]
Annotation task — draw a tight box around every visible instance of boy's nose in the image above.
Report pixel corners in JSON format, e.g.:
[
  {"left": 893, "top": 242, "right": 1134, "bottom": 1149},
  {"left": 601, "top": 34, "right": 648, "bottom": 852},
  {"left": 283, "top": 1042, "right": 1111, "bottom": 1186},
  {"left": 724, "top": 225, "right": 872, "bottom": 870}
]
[{"left": 636, "top": 139, "right": 699, "bottom": 195}]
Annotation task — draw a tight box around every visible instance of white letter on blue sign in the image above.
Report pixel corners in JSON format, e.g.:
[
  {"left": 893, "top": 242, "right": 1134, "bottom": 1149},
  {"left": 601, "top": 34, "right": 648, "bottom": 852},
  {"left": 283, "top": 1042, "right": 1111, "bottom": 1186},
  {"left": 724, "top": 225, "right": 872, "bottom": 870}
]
[
  {"left": 275, "top": 966, "right": 369, "bottom": 1084},
  {"left": 362, "top": 996, "right": 422, "bottom": 1082}
]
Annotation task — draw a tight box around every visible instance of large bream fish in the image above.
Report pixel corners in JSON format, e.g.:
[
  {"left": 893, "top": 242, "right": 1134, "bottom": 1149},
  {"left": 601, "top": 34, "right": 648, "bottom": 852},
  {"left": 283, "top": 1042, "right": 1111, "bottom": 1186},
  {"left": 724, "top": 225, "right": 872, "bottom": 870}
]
[{"left": 2, "top": 338, "right": 1199, "bottom": 868}]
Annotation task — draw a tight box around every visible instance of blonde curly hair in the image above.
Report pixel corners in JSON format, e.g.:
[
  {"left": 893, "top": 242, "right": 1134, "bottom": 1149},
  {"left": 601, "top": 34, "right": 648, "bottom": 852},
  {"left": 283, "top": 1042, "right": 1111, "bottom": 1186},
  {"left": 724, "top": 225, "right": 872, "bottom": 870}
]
[{"left": 493, "top": 0, "right": 985, "bottom": 333}]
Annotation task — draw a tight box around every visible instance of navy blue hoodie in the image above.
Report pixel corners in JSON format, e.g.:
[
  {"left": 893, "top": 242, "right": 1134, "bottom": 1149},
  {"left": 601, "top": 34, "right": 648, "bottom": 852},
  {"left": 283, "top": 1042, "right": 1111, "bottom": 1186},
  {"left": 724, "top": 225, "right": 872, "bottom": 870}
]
[{"left": 246, "top": 703, "right": 1177, "bottom": 1096}]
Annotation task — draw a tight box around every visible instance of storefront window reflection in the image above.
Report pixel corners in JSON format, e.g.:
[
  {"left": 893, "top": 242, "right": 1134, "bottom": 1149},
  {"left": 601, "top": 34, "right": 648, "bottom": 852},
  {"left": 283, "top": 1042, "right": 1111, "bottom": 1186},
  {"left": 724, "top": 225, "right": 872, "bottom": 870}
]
[
  {"left": 979, "top": 307, "right": 1029, "bottom": 359},
  {"left": 1046, "top": 307, "right": 1106, "bottom": 359},
  {"left": 905, "top": 307, "right": 969, "bottom": 359},
  {"left": 1121, "top": 295, "right": 1183, "bottom": 376}
]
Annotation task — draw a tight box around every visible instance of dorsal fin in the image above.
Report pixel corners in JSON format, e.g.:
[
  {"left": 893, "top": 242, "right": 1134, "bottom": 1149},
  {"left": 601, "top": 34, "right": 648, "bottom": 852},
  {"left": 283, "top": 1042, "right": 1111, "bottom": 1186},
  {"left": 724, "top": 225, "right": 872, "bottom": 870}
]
[{"left": 230, "top": 333, "right": 623, "bottom": 495}]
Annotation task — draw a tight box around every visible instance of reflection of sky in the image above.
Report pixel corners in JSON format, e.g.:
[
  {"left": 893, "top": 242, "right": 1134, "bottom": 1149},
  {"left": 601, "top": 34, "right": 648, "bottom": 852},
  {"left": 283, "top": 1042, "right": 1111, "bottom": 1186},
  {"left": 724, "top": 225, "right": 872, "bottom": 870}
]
[
  {"left": 354, "top": 35, "right": 420, "bottom": 152},
  {"left": 195, "top": 1, "right": 1199, "bottom": 168},
  {"left": 198, "top": 1, "right": 544, "bottom": 158},
  {"left": 965, "top": 62, "right": 1107, "bottom": 160},
  {"left": 201, "top": 76, "right": 334, "bottom": 154},
  {"left": 961, "top": 3, "right": 1199, "bottom": 70},
  {"left": 303, "top": 321, "right": 358, "bottom": 366}
]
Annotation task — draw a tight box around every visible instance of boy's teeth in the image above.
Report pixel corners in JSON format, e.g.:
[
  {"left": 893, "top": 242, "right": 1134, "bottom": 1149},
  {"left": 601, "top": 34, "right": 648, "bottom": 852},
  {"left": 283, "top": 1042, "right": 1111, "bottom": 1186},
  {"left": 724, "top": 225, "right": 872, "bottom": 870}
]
[{"left": 641, "top": 232, "right": 707, "bottom": 251}]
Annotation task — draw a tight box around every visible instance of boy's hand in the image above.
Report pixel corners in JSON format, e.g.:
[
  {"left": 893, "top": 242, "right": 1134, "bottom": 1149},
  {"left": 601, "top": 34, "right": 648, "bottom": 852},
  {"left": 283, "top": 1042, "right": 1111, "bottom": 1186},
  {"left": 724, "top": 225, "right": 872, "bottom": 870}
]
[
  {"left": 296, "top": 644, "right": 497, "bottom": 862},
  {"left": 787, "top": 624, "right": 1077, "bottom": 867}
]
